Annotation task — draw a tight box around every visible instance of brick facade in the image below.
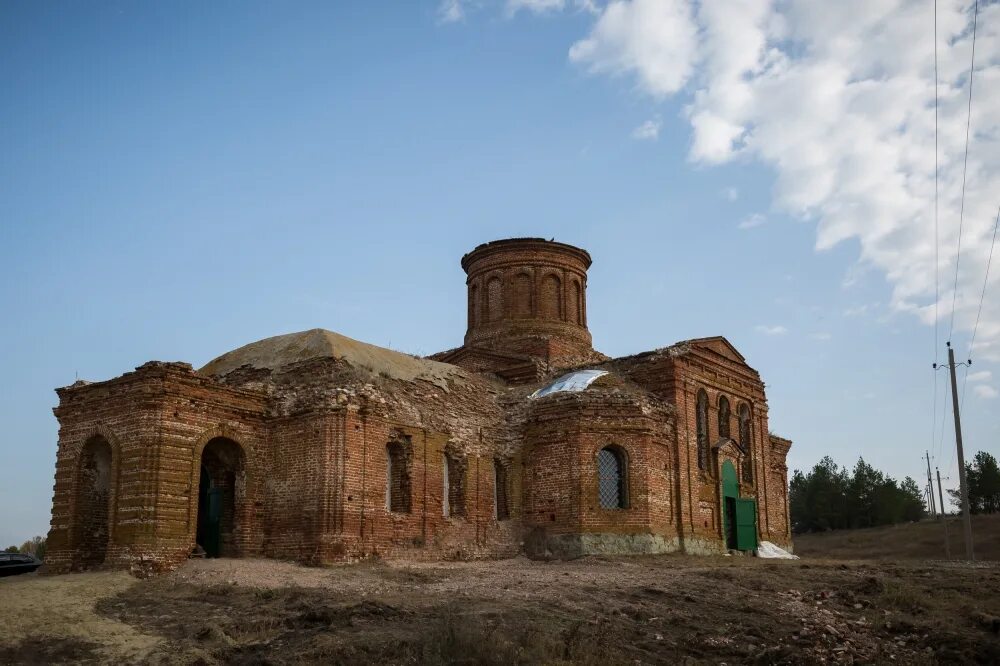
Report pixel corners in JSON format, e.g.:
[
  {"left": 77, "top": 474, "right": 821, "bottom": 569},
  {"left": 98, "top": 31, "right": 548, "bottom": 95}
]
[{"left": 45, "top": 238, "right": 792, "bottom": 575}]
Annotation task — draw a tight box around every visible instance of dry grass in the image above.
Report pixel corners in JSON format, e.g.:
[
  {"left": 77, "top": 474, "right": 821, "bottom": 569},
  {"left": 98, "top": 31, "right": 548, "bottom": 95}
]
[
  {"left": 3, "top": 555, "right": 1000, "bottom": 664},
  {"left": 794, "top": 512, "right": 1000, "bottom": 561}
]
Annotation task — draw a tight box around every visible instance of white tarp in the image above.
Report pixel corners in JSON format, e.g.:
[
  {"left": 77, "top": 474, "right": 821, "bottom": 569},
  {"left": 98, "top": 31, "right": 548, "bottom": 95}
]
[
  {"left": 756, "top": 541, "right": 799, "bottom": 559},
  {"left": 529, "top": 369, "right": 609, "bottom": 399}
]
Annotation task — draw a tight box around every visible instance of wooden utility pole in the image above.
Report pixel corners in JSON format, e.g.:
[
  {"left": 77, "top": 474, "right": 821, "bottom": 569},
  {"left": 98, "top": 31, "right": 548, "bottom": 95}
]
[
  {"left": 925, "top": 451, "right": 937, "bottom": 517},
  {"left": 937, "top": 467, "right": 951, "bottom": 559},
  {"left": 944, "top": 342, "right": 974, "bottom": 560}
]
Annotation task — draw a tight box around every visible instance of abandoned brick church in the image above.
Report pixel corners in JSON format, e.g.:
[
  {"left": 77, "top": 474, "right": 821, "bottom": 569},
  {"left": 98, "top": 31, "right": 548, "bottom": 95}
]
[{"left": 46, "top": 238, "right": 793, "bottom": 574}]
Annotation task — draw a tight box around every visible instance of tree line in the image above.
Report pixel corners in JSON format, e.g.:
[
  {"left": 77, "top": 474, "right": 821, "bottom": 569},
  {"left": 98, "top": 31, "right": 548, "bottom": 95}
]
[
  {"left": 3, "top": 535, "right": 46, "bottom": 560},
  {"left": 947, "top": 451, "right": 1000, "bottom": 514},
  {"left": 789, "top": 457, "right": 926, "bottom": 533}
]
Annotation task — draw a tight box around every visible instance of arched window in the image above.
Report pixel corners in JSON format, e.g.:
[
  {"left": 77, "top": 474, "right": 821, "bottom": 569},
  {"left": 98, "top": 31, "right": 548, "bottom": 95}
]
[
  {"left": 718, "top": 396, "right": 731, "bottom": 440},
  {"left": 540, "top": 274, "right": 562, "bottom": 319},
  {"left": 486, "top": 276, "right": 503, "bottom": 322},
  {"left": 513, "top": 273, "right": 532, "bottom": 318},
  {"left": 739, "top": 404, "right": 754, "bottom": 484},
  {"left": 568, "top": 279, "right": 582, "bottom": 325},
  {"left": 597, "top": 446, "right": 628, "bottom": 509},
  {"left": 494, "top": 459, "right": 510, "bottom": 520},
  {"left": 696, "top": 390, "right": 709, "bottom": 471},
  {"left": 443, "top": 451, "right": 466, "bottom": 518},
  {"left": 386, "top": 439, "right": 411, "bottom": 513},
  {"left": 469, "top": 283, "right": 479, "bottom": 328}
]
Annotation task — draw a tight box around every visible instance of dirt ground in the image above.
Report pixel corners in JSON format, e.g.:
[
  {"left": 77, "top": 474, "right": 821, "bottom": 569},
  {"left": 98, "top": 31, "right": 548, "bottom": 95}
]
[{"left": 2, "top": 554, "right": 1000, "bottom": 665}]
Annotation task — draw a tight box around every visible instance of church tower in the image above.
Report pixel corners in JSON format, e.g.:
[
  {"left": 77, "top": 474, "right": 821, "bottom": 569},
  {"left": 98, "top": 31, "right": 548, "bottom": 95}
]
[{"left": 460, "top": 238, "right": 596, "bottom": 366}]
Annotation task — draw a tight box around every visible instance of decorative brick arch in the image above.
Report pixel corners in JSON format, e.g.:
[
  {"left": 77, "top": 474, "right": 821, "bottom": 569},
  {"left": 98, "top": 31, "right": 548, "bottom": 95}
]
[
  {"left": 483, "top": 272, "right": 504, "bottom": 322},
  {"left": 511, "top": 270, "right": 534, "bottom": 318},
  {"left": 68, "top": 424, "right": 122, "bottom": 570},
  {"left": 191, "top": 423, "right": 247, "bottom": 462},
  {"left": 567, "top": 277, "right": 583, "bottom": 325},
  {"left": 538, "top": 272, "right": 562, "bottom": 320},
  {"left": 468, "top": 280, "right": 479, "bottom": 328}
]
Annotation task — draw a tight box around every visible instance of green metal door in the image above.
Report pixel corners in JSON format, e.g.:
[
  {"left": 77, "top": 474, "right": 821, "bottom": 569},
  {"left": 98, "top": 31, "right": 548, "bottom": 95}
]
[
  {"left": 206, "top": 487, "right": 222, "bottom": 558},
  {"left": 735, "top": 498, "right": 757, "bottom": 552}
]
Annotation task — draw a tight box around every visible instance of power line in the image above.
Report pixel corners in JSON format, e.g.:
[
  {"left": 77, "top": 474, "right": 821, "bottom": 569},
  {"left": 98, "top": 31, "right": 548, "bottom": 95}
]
[
  {"left": 966, "top": 203, "right": 1000, "bottom": 360},
  {"left": 951, "top": 201, "right": 999, "bottom": 473},
  {"left": 934, "top": 0, "right": 940, "bottom": 358},
  {"left": 948, "top": 0, "right": 980, "bottom": 342},
  {"left": 932, "top": 0, "right": 941, "bottom": 464},
  {"left": 939, "top": 366, "right": 952, "bottom": 464},
  {"left": 932, "top": 368, "right": 940, "bottom": 460},
  {"left": 936, "top": 367, "right": 950, "bottom": 464}
]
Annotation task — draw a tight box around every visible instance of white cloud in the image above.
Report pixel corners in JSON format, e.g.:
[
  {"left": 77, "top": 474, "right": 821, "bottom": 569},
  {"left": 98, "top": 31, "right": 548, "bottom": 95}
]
[
  {"left": 557, "top": 0, "right": 1000, "bottom": 361},
  {"left": 738, "top": 213, "right": 766, "bottom": 230},
  {"left": 631, "top": 118, "right": 661, "bottom": 141},
  {"left": 507, "top": 0, "right": 566, "bottom": 15},
  {"left": 437, "top": 0, "right": 466, "bottom": 23},
  {"left": 568, "top": 0, "right": 698, "bottom": 97},
  {"left": 974, "top": 384, "right": 999, "bottom": 399},
  {"left": 755, "top": 324, "right": 788, "bottom": 336},
  {"left": 723, "top": 187, "right": 739, "bottom": 201},
  {"left": 448, "top": 0, "right": 587, "bottom": 22},
  {"left": 810, "top": 332, "right": 833, "bottom": 341},
  {"left": 967, "top": 370, "right": 992, "bottom": 382}
]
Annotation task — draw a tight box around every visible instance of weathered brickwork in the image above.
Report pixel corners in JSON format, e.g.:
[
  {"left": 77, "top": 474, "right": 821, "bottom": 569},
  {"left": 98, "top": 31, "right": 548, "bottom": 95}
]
[{"left": 45, "top": 238, "right": 792, "bottom": 575}]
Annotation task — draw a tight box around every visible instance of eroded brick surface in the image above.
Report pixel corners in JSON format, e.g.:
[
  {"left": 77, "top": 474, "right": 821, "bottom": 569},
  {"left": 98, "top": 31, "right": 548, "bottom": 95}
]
[{"left": 45, "top": 238, "right": 793, "bottom": 574}]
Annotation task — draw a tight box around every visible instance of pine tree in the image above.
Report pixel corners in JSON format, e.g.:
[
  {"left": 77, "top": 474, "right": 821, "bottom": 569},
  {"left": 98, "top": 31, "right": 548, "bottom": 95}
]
[
  {"left": 948, "top": 451, "right": 1000, "bottom": 514},
  {"left": 790, "top": 457, "right": 926, "bottom": 533}
]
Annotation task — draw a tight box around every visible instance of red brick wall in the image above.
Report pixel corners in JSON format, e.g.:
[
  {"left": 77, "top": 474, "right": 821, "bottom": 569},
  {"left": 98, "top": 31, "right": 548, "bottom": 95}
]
[
  {"left": 45, "top": 246, "right": 793, "bottom": 574},
  {"left": 47, "top": 362, "right": 269, "bottom": 575},
  {"left": 614, "top": 340, "right": 792, "bottom": 551},
  {"left": 327, "top": 414, "right": 520, "bottom": 562},
  {"left": 46, "top": 347, "right": 790, "bottom": 573},
  {"left": 521, "top": 391, "right": 679, "bottom": 557}
]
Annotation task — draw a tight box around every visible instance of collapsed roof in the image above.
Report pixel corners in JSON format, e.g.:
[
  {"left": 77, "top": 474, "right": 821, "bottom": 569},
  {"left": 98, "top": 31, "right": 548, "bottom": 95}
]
[{"left": 199, "top": 328, "right": 467, "bottom": 388}]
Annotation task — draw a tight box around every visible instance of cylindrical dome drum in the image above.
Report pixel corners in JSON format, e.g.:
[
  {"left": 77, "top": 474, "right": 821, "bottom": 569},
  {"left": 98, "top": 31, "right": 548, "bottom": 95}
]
[{"left": 461, "top": 238, "right": 593, "bottom": 359}]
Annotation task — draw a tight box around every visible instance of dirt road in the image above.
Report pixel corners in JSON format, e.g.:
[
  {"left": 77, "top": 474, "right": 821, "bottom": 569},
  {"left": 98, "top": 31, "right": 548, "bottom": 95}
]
[{"left": 2, "top": 555, "right": 999, "bottom": 664}]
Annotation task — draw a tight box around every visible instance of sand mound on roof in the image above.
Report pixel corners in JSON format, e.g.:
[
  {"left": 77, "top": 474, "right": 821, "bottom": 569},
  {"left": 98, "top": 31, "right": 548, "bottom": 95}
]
[{"left": 199, "top": 328, "right": 465, "bottom": 387}]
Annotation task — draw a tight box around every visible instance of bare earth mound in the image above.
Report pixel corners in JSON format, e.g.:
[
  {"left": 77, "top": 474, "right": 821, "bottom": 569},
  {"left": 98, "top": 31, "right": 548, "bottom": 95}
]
[{"left": 2, "top": 555, "right": 1000, "bottom": 664}]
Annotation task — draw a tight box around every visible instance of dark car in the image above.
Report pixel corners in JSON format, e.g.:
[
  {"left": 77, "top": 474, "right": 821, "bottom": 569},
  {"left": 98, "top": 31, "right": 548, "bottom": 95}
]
[{"left": 0, "top": 553, "right": 42, "bottom": 577}]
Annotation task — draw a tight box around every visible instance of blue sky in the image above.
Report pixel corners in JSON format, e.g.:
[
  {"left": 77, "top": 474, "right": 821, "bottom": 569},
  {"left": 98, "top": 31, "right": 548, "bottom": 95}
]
[{"left": 2, "top": 1, "right": 997, "bottom": 546}]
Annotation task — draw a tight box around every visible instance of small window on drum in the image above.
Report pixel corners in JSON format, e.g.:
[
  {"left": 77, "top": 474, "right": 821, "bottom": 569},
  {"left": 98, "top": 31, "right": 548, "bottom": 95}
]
[{"left": 597, "top": 446, "right": 628, "bottom": 509}]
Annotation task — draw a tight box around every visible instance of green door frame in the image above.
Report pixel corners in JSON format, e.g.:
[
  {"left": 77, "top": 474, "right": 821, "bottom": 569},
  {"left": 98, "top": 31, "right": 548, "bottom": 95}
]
[
  {"left": 721, "top": 460, "right": 757, "bottom": 552},
  {"left": 721, "top": 461, "right": 739, "bottom": 550}
]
